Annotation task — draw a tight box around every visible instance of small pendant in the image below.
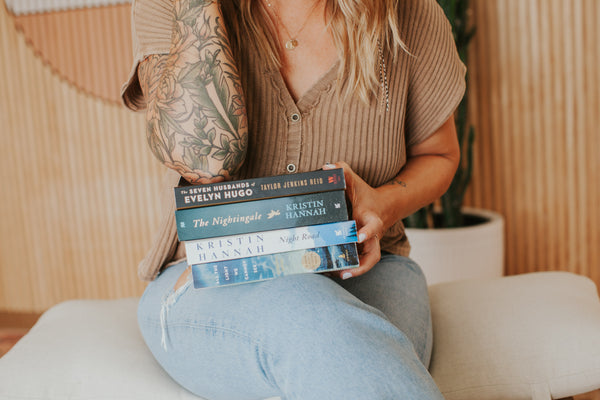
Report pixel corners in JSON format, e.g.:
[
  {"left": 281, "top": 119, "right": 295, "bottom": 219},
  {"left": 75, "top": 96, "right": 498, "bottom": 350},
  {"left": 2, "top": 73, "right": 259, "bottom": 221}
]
[{"left": 285, "top": 38, "right": 298, "bottom": 50}]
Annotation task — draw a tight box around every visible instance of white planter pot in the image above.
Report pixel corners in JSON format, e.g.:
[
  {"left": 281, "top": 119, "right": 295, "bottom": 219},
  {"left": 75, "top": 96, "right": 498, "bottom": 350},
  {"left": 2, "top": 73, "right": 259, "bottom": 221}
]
[{"left": 404, "top": 207, "right": 505, "bottom": 285}]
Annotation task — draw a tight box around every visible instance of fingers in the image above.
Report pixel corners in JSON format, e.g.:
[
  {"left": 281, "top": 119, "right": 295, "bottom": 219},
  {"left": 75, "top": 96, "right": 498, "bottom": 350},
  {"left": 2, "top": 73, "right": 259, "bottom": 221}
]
[
  {"left": 322, "top": 162, "right": 383, "bottom": 279},
  {"left": 322, "top": 161, "right": 354, "bottom": 182},
  {"left": 322, "top": 161, "right": 346, "bottom": 170},
  {"left": 357, "top": 222, "right": 382, "bottom": 245},
  {"left": 337, "top": 232, "right": 381, "bottom": 279},
  {"left": 356, "top": 209, "right": 384, "bottom": 246},
  {"left": 322, "top": 161, "right": 362, "bottom": 207}
]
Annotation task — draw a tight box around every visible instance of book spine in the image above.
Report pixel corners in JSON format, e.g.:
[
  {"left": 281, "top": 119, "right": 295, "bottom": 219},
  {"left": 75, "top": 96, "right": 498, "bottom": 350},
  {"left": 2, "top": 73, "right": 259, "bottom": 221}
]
[
  {"left": 184, "top": 220, "right": 357, "bottom": 265},
  {"left": 191, "top": 243, "right": 359, "bottom": 289},
  {"left": 175, "top": 190, "right": 349, "bottom": 241},
  {"left": 174, "top": 168, "right": 345, "bottom": 209}
]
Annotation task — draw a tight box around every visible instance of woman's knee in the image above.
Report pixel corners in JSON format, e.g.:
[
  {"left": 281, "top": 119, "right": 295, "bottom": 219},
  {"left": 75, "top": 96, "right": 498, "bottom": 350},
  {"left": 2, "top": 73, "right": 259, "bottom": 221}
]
[{"left": 265, "top": 305, "right": 440, "bottom": 400}]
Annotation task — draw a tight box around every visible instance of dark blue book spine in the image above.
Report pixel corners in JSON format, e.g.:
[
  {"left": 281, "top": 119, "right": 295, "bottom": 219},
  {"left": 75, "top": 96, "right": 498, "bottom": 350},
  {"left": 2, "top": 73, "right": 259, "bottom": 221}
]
[
  {"left": 191, "top": 243, "right": 359, "bottom": 288},
  {"left": 174, "top": 168, "right": 345, "bottom": 209},
  {"left": 175, "top": 190, "right": 349, "bottom": 241}
]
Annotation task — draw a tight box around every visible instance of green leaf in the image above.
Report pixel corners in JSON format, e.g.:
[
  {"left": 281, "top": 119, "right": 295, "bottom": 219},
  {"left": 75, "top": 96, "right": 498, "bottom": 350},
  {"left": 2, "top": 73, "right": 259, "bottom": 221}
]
[
  {"left": 194, "top": 126, "right": 207, "bottom": 140},
  {"left": 189, "top": 0, "right": 206, "bottom": 9},
  {"left": 222, "top": 154, "right": 232, "bottom": 171},
  {"left": 185, "top": 136, "right": 205, "bottom": 147},
  {"left": 229, "top": 139, "right": 240, "bottom": 153},
  {"left": 403, "top": 208, "right": 429, "bottom": 229},
  {"left": 179, "top": 1, "right": 206, "bottom": 26},
  {"left": 212, "top": 149, "right": 228, "bottom": 161},
  {"left": 196, "top": 145, "right": 212, "bottom": 156},
  {"left": 180, "top": 63, "right": 203, "bottom": 86},
  {"left": 195, "top": 114, "right": 208, "bottom": 130},
  {"left": 207, "top": 128, "right": 216, "bottom": 144},
  {"left": 201, "top": 156, "right": 210, "bottom": 172},
  {"left": 193, "top": 116, "right": 209, "bottom": 139},
  {"left": 189, "top": 85, "right": 213, "bottom": 110},
  {"left": 219, "top": 134, "right": 230, "bottom": 151},
  {"left": 212, "top": 73, "right": 230, "bottom": 113}
]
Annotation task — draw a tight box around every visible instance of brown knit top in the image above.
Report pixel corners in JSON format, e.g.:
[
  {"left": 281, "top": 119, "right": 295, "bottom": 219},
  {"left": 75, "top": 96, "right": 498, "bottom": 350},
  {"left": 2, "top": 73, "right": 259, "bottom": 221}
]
[{"left": 122, "top": 0, "right": 466, "bottom": 281}]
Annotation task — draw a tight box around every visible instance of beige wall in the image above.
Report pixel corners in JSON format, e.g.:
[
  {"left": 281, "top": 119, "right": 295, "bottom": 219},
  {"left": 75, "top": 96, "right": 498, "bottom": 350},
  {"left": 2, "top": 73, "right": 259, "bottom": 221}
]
[
  {"left": 0, "top": 4, "right": 163, "bottom": 312},
  {"left": 0, "top": 1, "right": 598, "bottom": 312}
]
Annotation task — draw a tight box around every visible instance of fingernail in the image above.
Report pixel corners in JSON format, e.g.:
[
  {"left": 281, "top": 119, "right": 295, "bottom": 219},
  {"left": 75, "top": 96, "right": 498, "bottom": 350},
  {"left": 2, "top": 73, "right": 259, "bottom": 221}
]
[
  {"left": 323, "top": 163, "right": 335, "bottom": 169},
  {"left": 358, "top": 233, "right": 366, "bottom": 243},
  {"left": 342, "top": 272, "right": 353, "bottom": 280}
]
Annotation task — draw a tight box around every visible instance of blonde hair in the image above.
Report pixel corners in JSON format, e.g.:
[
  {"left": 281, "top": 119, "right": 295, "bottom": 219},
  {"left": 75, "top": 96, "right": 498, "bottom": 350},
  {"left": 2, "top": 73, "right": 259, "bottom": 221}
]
[{"left": 221, "top": 0, "right": 407, "bottom": 104}]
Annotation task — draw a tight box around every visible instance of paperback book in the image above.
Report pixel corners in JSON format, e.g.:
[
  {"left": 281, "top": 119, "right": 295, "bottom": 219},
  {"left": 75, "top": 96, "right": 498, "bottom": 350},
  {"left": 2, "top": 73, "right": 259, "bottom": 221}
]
[
  {"left": 175, "top": 190, "right": 349, "bottom": 241},
  {"left": 174, "top": 168, "right": 345, "bottom": 209},
  {"left": 191, "top": 243, "right": 360, "bottom": 288},
  {"left": 185, "top": 220, "right": 357, "bottom": 265}
]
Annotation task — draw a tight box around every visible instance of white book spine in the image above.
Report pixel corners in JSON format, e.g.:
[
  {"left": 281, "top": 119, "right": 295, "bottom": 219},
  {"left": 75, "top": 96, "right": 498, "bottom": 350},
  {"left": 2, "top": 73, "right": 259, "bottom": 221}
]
[{"left": 184, "top": 220, "right": 357, "bottom": 265}]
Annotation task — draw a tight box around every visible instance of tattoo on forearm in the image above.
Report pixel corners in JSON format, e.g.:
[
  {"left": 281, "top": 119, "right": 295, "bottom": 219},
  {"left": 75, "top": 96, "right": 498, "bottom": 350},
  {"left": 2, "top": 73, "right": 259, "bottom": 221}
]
[
  {"left": 141, "top": 0, "right": 247, "bottom": 183},
  {"left": 388, "top": 179, "right": 407, "bottom": 187}
]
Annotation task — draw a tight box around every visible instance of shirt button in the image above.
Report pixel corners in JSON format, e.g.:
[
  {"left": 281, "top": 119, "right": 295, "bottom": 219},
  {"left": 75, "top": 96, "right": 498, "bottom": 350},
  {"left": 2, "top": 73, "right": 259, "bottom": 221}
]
[
  {"left": 286, "top": 163, "right": 297, "bottom": 173},
  {"left": 290, "top": 113, "right": 301, "bottom": 123}
]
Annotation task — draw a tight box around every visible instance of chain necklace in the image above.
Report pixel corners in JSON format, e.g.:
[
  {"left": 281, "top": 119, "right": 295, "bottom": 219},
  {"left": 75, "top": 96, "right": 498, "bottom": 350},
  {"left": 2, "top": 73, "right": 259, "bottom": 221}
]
[
  {"left": 378, "top": 40, "right": 390, "bottom": 112},
  {"left": 265, "top": 0, "right": 321, "bottom": 50}
]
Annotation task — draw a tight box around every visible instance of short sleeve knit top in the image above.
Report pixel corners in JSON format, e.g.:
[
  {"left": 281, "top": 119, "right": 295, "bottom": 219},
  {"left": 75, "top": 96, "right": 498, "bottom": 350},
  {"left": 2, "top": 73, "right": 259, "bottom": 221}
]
[{"left": 122, "top": 0, "right": 466, "bottom": 281}]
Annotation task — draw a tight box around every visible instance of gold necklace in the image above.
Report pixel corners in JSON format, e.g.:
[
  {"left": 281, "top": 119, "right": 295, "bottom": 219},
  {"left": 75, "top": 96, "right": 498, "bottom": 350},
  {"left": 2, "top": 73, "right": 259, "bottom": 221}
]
[{"left": 265, "top": 0, "right": 321, "bottom": 50}]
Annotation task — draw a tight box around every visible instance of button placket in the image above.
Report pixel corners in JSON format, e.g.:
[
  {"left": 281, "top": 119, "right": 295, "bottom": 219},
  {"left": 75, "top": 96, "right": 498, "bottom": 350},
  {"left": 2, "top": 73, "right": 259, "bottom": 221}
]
[{"left": 285, "top": 108, "right": 302, "bottom": 174}]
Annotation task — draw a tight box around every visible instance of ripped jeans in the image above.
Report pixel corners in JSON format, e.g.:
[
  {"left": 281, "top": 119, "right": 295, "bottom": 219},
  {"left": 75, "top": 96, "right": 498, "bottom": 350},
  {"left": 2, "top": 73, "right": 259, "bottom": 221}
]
[{"left": 137, "top": 253, "right": 444, "bottom": 400}]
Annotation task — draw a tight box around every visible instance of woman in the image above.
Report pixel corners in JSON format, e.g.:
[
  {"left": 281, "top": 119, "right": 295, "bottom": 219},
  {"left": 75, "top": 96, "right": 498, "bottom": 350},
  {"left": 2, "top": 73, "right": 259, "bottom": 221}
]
[{"left": 122, "top": 0, "right": 465, "bottom": 398}]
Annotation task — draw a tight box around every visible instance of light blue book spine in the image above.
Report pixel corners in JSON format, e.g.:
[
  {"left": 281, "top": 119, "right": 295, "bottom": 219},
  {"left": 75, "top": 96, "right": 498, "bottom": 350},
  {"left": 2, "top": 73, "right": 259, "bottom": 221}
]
[
  {"left": 184, "top": 220, "right": 357, "bottom": 265},
  {"left": 191, "top": 243, "right": 359, "bottom": 289}
]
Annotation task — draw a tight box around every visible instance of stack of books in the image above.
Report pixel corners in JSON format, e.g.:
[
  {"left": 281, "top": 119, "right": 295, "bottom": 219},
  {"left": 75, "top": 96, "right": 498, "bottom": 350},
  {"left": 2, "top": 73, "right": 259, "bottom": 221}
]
[{"left": 173, "top": 168, "right": 360, "bottom": 288}]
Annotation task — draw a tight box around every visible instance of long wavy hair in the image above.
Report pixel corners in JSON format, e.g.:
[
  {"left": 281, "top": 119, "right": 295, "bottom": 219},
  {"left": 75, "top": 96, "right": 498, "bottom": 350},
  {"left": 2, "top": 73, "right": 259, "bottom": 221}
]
[{"left": 221, "top": 0, "right": 407, "bottom": 104}]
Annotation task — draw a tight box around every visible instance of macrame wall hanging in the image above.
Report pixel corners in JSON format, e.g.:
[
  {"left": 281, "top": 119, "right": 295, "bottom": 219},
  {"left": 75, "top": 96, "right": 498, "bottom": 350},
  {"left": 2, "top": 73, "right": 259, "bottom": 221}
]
[{"left": 4, "top": 0, "right": 133, "bottom": 104}]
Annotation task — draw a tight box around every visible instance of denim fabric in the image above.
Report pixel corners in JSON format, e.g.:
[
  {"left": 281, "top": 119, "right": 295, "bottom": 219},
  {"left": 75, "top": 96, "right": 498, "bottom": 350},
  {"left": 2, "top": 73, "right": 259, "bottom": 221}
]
[{"left": 137, "top": 253, "right": 443, "bottom": 400}]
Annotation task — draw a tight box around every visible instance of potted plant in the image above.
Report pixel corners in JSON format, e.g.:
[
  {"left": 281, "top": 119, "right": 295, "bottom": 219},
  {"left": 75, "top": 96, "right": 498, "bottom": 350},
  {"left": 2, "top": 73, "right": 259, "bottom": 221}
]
[{"left": 403, "top": 0, "right": 504, "bottom": 285}]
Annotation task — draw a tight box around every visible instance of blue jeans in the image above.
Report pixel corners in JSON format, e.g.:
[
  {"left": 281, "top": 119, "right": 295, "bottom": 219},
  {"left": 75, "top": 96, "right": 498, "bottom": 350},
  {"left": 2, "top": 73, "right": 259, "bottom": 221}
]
[{"left": 137, "top": 253, "right": 443, "bottom": 400}]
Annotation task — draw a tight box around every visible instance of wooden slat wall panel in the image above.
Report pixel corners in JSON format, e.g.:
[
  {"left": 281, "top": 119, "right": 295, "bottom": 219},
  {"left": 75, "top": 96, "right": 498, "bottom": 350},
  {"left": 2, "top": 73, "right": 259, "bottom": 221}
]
[
  {"left": 0, "top": 4, "right": 164, "bottom": 312},
  {"left": 1, "top": 0, "right": 599, "bottom": 312},
  {"left": 466, "top": 0, "right": 600, "bottom": 284}
]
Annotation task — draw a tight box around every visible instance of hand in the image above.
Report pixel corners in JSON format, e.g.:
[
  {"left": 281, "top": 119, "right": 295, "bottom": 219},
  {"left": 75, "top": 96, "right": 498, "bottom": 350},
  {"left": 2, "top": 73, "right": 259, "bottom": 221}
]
[{"left": 323, "top": 162, "right": 386, "bottom": 279}]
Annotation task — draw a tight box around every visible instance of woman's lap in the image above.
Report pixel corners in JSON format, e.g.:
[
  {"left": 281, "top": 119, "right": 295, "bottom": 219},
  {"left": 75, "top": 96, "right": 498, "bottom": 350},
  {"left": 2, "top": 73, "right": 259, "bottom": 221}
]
[
  {"left": 336, "top": 253, "right": 433, "bottom": 365},
  {"left": 137, "top": 254, "right": 441, "bottom": 400}
]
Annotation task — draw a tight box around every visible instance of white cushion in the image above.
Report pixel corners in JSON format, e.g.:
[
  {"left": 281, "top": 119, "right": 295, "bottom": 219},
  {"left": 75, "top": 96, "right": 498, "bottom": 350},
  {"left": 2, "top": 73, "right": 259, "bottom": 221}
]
[
  {"left": 1, "top": 272, "right": 599, "bottom": 400},
  {"left": 429, "top": 272, "right": 600, "bottom": 400},
  {"left": 0, "top": 298, "right": 206, "bottom": 400}
]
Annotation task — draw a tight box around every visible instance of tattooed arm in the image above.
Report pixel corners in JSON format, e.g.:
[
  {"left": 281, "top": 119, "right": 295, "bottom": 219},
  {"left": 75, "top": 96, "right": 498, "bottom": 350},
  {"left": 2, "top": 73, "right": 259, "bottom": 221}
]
[{"left": 137, "top": 0, "right": 247, "bottom": 184}]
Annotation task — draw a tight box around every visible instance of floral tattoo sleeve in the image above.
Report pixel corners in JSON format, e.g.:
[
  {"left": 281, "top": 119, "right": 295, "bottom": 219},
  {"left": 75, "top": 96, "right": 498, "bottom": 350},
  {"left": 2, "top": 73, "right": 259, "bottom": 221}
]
[{"left": 138, "top": 0, "right": 247, "bottom": 184}]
